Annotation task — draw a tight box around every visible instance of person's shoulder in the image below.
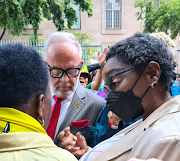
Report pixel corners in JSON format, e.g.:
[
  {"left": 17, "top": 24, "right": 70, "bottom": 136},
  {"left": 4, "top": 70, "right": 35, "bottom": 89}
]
[
  {"left": 39, "top": 147, "right": 78, "bottom": 161},
  {"left": 84, "top": 88, "right": 106, "bottom": 102},
  {"left": 139, "top": 111, "right": 180, "bottom": 148},
  {"left": 76, "top": 83, "right": 106, "bottom": 105}
]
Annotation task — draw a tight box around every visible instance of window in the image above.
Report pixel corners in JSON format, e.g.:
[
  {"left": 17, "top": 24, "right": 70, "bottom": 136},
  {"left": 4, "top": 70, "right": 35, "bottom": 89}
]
[
  {"left": 105, "top": 0, "right": 121, "bottom": 29},
  {"left": 64, "top": 5, "right": 81, "bottom": 29},
  {"left": 25, "top": 24, "right": 33, "bottom": 29},
  {"left": 155, "top": 0, "right": 159, "bottom": 9},
  {"left": 72, "top": 5, "right": 80, "bottom": 29}
]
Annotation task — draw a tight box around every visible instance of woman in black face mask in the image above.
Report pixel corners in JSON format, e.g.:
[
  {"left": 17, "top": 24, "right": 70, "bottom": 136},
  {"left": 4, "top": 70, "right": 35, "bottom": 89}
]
[{"left": 95, "top": 32, "right": 180, "bottom": 161}]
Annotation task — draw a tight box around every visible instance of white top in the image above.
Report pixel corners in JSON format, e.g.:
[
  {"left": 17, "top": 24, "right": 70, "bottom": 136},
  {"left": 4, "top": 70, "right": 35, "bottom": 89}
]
[
  {"left": 79, "top": 130, "right": 130, "bottom": 161},
  {"left": 50, "top": 85, "right": 76, "bottom": 138},
  {"left": 79, "top": 123, "right": 141, "bottom": 161}
]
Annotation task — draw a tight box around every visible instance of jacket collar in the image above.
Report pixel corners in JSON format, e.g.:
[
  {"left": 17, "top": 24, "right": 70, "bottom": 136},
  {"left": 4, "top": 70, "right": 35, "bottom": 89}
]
[
  {"left": 95, "top": 95, "right": 180, "bottom": 161},
  {"left": 0, "top": 107, "right": 46, "bottom": 134}
]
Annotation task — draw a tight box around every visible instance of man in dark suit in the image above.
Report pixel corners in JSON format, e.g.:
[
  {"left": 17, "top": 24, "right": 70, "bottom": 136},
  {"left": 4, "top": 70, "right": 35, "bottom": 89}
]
[{"left": 44, "top": 31, "right": 106, "bottom": 147}]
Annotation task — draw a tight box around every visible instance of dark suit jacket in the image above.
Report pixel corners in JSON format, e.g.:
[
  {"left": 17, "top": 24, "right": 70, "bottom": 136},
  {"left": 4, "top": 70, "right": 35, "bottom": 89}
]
[{"left": 54, "top": 82, "right": 106, "bottom": 147}]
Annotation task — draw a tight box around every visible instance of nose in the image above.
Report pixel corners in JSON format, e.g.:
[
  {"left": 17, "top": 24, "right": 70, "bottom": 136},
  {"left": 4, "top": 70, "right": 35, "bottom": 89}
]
[{"left": 60, "top": 73, "right": 70, "bottom": 83}]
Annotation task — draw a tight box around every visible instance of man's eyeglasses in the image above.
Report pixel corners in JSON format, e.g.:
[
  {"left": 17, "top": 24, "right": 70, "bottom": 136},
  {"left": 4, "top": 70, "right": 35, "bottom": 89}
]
[
  {"left": 46, "top": 63, "right": 81, "bottom": 78},
  {"left": 105, "top": 67, "right": 137, "bottom": 92}
]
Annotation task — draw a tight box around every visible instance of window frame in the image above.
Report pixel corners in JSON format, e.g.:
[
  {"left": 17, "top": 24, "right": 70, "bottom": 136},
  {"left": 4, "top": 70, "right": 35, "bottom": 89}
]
[{"left": 105, "top": 0, "right": 121, "bottom": 29}]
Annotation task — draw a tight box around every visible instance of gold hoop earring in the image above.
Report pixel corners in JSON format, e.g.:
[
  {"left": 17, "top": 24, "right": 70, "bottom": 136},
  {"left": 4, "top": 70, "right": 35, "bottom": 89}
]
[
  {"left": 149, "top": 81, "right": 157, "bottom": 88},
  {"left": 38, "top": 116, "right": 44, "bottom": 127}
]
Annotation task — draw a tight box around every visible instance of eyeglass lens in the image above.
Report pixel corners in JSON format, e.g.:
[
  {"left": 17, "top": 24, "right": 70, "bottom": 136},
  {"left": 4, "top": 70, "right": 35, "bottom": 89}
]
[{"left": 50, "top": 68, "right": 80, "bottom": 78}]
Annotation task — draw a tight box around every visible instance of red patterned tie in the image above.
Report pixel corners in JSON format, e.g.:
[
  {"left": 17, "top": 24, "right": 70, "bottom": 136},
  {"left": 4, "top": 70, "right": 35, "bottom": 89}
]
[{"left": 46, "top": 95, "right": 64, "bottom": 140}]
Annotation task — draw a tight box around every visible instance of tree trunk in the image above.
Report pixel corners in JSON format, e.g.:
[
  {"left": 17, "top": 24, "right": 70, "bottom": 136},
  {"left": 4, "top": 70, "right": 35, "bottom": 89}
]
[
  {"left": 33, "top": 27, "right": 38, "bottom": 41},
  {"left": 0, "top": 28, "right": 6, "bottom": 41}
]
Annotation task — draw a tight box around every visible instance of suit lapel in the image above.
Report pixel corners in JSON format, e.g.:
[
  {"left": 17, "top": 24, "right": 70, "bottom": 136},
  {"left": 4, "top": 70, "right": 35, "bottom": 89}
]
[
  {"left": 60, "top": 92, "right": 85, "bottom": 129},
  {"left": 54, "top": 83, "right": 86, "bottom": 142}
]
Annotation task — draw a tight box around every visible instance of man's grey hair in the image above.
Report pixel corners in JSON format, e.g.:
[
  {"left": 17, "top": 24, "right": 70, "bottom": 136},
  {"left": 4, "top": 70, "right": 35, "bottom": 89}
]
[{"left": 44, "top": 31, "right": 82, "bottom": 60}]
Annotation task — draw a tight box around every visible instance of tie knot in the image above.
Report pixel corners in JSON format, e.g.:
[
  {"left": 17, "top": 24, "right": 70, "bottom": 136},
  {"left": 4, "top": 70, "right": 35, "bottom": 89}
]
[{"left": 53, "top": 95, "right": 64, "bottom": 103}]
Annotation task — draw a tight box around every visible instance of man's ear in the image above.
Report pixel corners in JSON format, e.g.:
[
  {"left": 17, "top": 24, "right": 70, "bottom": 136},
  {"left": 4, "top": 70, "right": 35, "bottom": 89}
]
[
  {"left": 146, "top": 61, "right": 161, "bottom": 84},
  {"left": 80, "top": 60, "right": 84, "bottom": 71}
]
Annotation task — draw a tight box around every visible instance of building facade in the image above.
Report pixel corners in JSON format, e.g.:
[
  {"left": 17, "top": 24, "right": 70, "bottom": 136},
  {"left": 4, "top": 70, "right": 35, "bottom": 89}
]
[{"left": 1, "top": 0, "right": 180, "bottom": 49}]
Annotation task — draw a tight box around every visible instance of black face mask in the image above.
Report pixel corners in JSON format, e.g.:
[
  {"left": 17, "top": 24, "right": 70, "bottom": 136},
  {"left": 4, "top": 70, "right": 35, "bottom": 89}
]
[{"left": 106, "top": 68, "right": 150, "bottom": 123}]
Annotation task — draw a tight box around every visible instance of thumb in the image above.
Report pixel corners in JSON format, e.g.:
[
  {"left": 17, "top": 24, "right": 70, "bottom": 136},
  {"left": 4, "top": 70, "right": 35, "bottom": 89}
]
[{"left": 58, "top": 131, "right": 65, "bottom": 140}]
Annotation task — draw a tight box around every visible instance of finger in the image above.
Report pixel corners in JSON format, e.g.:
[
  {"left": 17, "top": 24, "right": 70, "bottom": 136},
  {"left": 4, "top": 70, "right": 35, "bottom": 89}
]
[
  {"left": 76, "top": 132, "right": 85, "bottom": 141},
  {"left": 98, "top": 50, "right": 101, "bottom": 57},
  {"left": 64, "top": 126, "right": 70, "bottom": 136},
  {"left": 72, "top": 149, "right": 85, "bottom": 157},
  {"left": 61, "top": 141, "right": 76, "bottom": 149},
  {"left": 57, "top": 131, "right": 65, "bottom": 140},
  {"left": 104, "top": 47, "right": 108, "bottom": 53},
  {"left": 73, "top": 135, "right": 77, "bottom": 141},
  {"left": 67, "top": 146, "right": 80, "bottom": 153}
]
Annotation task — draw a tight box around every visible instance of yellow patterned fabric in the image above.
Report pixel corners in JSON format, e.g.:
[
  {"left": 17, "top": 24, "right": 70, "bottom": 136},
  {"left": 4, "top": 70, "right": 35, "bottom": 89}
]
[{"left": 0, "top": 107, "right": 46, "bottom": 134}]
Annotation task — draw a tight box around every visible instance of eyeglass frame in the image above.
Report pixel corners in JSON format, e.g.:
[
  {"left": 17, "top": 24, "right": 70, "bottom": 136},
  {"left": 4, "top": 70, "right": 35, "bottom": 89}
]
[
  {"left": 105, "top": 67, "right": 138, "bottom": 91},
  {"left": 45, "top": 62, "right": 81, "bottom": 78}
]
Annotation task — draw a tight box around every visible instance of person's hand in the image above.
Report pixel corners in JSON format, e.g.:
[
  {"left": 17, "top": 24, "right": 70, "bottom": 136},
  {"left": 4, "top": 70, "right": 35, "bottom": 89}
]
[
  {"left": 71, "top": 132, "right": 89, "bottom": 157},
  {"left": 58, "top": 127, "right": 89, "bottom": 157},
  {"left": 98, "top": 47, "right": 108, "bottom": 67},
  {"left": 108, "top": 111, "right": 121, "bottom": 126},
  {"left": 128, "top": 158, "right": 162, "bottom": 161},
  {"left": 58, "top": 126, "right": 79, "bottom": 151},
  {"left": 58, "top": 126, "right": 77, "bottom": 143}
]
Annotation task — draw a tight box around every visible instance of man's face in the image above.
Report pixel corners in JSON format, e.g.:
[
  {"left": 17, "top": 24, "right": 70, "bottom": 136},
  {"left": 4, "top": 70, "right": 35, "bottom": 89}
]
[
  {"left": 167, "top": 45, "right": 178, "bottom": 70},
  {"left": 46, "top": 42, "right": 83, "bottom": 98}
]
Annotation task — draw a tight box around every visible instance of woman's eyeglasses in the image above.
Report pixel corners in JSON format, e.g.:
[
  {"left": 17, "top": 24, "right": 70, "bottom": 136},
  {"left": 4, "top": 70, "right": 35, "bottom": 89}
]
[{"left": 105, "top": 67, "right": 137, "bottom": 92}]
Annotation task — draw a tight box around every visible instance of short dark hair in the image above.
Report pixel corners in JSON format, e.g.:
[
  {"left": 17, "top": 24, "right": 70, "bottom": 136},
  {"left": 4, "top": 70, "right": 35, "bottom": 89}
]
[
  {"left": 106, "top": 32, "right": 173, "bottom": 91},
  {"left": 0, "top": 44, "right": 49, "bottom": 111}
]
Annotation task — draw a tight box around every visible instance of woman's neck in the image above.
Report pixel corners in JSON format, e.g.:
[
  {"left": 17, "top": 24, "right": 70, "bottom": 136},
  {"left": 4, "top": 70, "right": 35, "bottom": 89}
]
[{"left": 142, "top": 90, "right": 172, "bottom": 120}]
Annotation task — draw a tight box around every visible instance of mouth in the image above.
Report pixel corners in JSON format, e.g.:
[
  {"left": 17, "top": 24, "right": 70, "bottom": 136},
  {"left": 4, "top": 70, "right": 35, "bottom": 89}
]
[
  {"left": 80, "top": 80, "right": 85, "bottom": 84},
  {"left": 57, "top": 86, "right": 71, "bottom": 91}
]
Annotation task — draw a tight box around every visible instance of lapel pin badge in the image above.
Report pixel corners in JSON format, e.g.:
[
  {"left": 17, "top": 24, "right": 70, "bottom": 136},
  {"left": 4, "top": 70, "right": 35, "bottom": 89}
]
[{"left": 77, "top": 102, "right": 81, "bottom": 108}]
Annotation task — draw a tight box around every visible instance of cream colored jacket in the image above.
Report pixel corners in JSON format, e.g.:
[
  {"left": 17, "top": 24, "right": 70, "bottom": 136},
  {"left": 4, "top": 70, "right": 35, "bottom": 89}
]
[
  {"left": 94, "top": 95, "right": 180, "bottom": 161},
  {"left": 0, "top": 132, "right": 77, "bottom": 161}
]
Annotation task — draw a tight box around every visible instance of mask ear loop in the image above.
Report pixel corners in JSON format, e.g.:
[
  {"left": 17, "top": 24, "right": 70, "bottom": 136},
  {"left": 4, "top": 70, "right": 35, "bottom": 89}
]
[
  {"left": 141, "top": 86, "right": 150, "bottom": 99},
  {"left": 130, "top": 67, "right": 151, "bottom": 99},
  {"left": 131, "top": 67, "right": 145, "bottom": 91}
]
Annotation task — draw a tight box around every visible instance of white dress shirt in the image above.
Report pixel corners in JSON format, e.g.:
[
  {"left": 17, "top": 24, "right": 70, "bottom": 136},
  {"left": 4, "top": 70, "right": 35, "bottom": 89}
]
[{"left": 50, "top": 86, "right": 76, "bottom": 138}]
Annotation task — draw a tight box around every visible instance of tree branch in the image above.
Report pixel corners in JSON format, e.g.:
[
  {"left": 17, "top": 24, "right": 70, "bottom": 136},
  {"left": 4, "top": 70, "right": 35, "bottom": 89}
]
[{"left": 0, "top": 28, "right": 6, "bottom": 41}]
